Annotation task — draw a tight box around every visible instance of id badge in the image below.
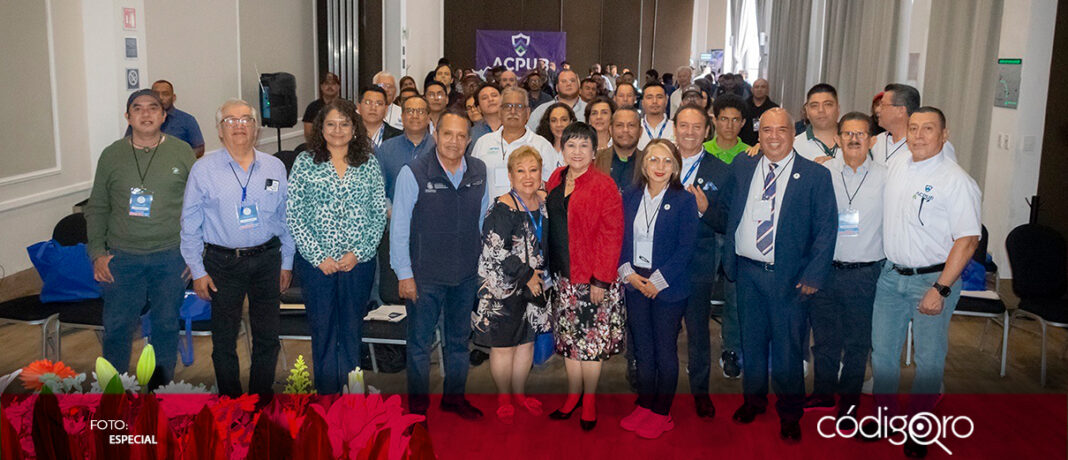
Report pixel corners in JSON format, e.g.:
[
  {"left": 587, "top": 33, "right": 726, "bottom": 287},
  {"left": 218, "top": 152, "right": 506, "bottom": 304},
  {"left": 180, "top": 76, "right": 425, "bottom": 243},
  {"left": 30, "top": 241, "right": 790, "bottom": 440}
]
[
  {"left": 237, "top": 203, "right": 260, "bottom": 230},
  {"left": 753, "top": 119, "right": 760, "bottom": 131},
  {"left": 635, "top": 240, "right": 654, "bottom": 269},
  {"left": 752, "top": 200, "right": 773, "bottom": 221},
  {"left": 494, "top": 167, "right": 509, "bottom": 186},
  {"left": 129, "top": 187, "right": 153, "bottom": 217},
  {"left": 838, "top": 208, "right": 860, "bottom": 237}
]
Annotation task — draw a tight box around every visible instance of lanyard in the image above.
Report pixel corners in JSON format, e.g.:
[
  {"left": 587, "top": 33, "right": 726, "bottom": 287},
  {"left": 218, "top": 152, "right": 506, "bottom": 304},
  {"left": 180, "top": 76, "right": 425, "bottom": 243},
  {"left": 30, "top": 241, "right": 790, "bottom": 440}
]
[
  {"left": 641, "top": 190, "right": 663, "bottom": 235},
  {"left": 682, "top": 153, "right": 704, "bottom": 184},
  {"left": 885, "top": 135, "right": 906, "bottom": 161},
  {"left": 814, "top": 137, "right": 838, "bottom": 158},
  {"left": 840, "top": 167, "right": 870, "bottom": 209},
  {"left": 229, "top": 161, "right": 256, "bottom": 202},
  {"left": 372, "top": 124, "right": 385, "bottom": 147},
  {"left": 643, "top": 117, "right": 667, "bottom": 140},
  {"left": 511, "top": 190, "right": 543, "bottom": 242},
  {"left": 760, "top": 151, "right": 795, "bottom": 199},
  {"left": 130, "top": 134, "right": 162, "bottom": 188}
]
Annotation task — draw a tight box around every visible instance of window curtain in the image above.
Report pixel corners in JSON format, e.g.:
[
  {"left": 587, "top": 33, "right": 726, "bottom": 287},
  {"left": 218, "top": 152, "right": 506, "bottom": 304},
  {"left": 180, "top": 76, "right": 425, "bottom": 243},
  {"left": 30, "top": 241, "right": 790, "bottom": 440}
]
[
  {"left": 922, "top": 0, "right": 1003, "bottom": 188},
  {"left": 766, "top": 0, "right": 814, "bottom": 117},
  {"left": 819, "top": 0, "right": 903, "bottom": 113}
]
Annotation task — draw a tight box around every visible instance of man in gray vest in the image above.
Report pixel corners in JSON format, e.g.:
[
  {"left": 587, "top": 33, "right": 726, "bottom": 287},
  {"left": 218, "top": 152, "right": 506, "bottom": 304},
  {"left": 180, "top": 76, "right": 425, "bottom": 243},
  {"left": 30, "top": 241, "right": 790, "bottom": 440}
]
[{"left": 390, "top": 110, "right": 490, "bottom": 420}]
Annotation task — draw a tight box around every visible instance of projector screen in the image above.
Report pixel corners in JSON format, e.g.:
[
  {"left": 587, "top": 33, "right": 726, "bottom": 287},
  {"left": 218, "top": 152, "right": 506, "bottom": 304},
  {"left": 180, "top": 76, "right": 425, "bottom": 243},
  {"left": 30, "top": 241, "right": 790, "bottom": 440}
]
[{"left": 0, "top": 0, "right": 57, "bottom": 181}]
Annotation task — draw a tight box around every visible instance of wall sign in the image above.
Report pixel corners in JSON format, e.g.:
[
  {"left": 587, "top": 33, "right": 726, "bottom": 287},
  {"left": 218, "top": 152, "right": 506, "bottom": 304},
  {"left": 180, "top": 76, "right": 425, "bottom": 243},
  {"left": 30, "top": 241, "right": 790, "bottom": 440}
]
[
  {"left": 126, "top": 68, "right": 140, "bottom": 90},
  {"left": 124, "top": 37, "right": 137, "bottom": 59},
  {"left": 122, "top": 7, "right": 136, "bottom": 30},
  {"left": 994, "top": 58, "right": 1022, "bottom": 109}
]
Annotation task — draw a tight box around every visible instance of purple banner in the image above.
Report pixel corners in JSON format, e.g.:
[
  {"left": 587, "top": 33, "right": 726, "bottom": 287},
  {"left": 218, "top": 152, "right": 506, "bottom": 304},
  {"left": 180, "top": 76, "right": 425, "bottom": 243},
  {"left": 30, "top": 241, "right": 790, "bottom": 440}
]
[{"left": 475, "top": 30, "right": 566, "bottom": 75}]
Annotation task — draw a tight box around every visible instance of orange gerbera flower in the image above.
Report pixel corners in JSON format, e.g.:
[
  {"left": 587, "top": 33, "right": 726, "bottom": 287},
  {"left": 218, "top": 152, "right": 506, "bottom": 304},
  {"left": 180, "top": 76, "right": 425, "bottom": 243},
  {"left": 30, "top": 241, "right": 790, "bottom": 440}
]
[{"left": 20, "top": 359, "right": 77, "bottom": 391}]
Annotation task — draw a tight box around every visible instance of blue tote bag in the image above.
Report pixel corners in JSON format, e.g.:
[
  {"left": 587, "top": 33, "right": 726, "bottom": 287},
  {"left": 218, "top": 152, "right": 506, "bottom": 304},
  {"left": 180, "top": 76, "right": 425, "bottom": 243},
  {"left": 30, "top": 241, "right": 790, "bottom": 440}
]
[{"left": 26, "top": 240, "right": 102, "bottom": 303}]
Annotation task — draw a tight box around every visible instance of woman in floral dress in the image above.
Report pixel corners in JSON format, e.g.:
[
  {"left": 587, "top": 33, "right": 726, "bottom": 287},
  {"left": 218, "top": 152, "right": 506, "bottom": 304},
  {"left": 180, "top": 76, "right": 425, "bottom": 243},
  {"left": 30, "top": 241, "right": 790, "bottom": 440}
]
[
  {"left": 471, "top": 146, "right": 551, "bottom": 424},
  {"left": 543, "top": 122, "right": 625, "bottom": 431}
]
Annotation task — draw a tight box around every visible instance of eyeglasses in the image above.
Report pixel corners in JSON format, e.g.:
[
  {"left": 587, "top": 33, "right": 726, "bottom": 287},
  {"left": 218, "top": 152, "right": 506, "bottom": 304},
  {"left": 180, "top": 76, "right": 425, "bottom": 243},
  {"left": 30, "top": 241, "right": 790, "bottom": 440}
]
[
  {"left": 324, "top": 120, "right": 354, "bottom": 131},
  {"left": 840, "top": 131, "right": 870, "bottom": 139},
  {"left": 501, "top": 103, "right": 527, "bottom": 112},
  {"left": 221, "top": 116, "right": 255, "bottom": 127},
  {"left": 403, "top": 108, "right": 429, "bottom": 115},
  {"left": 716, "top": 116, "right": 743, "bottom": 125},
  {"left": 426, "top": 93, "right": 446, "bottom": 100},
  {"left": 361, "top": 100, "right": 386, "bottom": 107}
]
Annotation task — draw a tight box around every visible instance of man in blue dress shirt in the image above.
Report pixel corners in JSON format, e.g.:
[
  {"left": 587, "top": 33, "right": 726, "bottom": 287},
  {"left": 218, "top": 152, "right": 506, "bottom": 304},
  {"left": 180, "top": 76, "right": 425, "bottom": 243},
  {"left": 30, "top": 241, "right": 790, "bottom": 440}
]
[
  {"left": 125, "top": 80, "right": 206, "bottom": 157},
  {"left": 181, "top": 98, "right": 295, "bottom": 398},
  {"left": 376, "top": 95, "right": 436, "bottom": 204}
]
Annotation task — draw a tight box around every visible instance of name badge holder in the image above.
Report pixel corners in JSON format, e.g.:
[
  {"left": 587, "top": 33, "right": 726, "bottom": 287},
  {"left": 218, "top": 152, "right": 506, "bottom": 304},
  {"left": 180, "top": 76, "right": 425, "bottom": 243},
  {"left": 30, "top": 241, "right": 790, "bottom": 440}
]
[
  {"left": 838, "top": 208, "right": 860, "bottom": 237},
  {"left": 129, "top": 187, "right": 154, "bottom": 217},
  {"left": 635, "top": 193, "right": 661, "bottom": 269},
  {"left": 237, "top": 203, "right": 260, "bottom": 230},
  {"left": 753, "top": 199, "right": 773, "bottom": 222}
]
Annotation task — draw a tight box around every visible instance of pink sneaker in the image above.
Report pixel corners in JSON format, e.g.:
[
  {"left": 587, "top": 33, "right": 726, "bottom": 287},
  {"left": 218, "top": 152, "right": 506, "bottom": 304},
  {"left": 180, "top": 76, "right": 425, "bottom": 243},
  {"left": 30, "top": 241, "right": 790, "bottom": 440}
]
[
  {"left": 637, "top": 413, "right": 675, "bottom": 439},
  {"left": 620, "top": 406, "right": 653, "bottom": 432}
]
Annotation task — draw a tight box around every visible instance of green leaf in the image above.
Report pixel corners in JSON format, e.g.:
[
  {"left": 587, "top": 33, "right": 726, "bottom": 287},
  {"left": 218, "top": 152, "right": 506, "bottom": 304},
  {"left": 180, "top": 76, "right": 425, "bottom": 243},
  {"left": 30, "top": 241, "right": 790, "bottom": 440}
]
[{"left": 104, "top": 374, "right": 124, "bottom": 394}]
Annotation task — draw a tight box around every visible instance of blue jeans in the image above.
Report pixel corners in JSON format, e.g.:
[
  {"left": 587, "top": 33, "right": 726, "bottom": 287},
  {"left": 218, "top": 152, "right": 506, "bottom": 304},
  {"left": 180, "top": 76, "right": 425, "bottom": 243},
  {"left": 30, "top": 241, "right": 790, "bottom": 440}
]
[
  {"left": 406, "top": 278, "right": 478, "bottom": 412},
  {"left": 871, "top": 261, "right": 961, "bottom": 415},
  {"left": 101, "top": 247, "right": 185, "bottom": 382},
  {"left": 295, "top": 254, "right": 376, "bottom": 394},
  {"left": 627, "top": 291, "right": 687, "bottom": 415}
]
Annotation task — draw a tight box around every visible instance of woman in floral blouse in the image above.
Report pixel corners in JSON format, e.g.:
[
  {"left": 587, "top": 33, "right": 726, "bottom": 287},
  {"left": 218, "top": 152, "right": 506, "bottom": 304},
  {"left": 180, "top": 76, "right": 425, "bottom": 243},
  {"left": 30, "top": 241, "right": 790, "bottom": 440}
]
[
  {"left": 472, "top": 146, "right": 551, "bottom": 424},
  {"left": 286, "top": 99, "right": 387, "bottom": 394}
]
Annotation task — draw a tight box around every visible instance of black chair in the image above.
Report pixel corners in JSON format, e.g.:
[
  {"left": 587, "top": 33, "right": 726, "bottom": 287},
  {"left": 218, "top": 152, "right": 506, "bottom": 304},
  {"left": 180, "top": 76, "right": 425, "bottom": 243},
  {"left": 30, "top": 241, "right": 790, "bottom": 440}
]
[
  {"left": 276, "top": 233, "right": 443, "bottom": 373},
  {"left": 1006, "top": 223, "right": 1068, "bottom": 386},
  {"left": 274, "top": 150, "right": 299, "bottom": 177},
  {"left": 952, "top": 225, "right": 1008, "bottom": 377}
]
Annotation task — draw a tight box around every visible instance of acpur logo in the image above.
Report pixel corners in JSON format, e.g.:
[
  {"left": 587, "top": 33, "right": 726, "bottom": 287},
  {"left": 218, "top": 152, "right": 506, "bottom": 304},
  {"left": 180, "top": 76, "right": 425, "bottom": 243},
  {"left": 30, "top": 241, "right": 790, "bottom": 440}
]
[
  {"left": 511, "top": 33, "right": 530, "bottom": 57},
  {"left": 818, "top": 406, "right": 974, "bottom": 455}
]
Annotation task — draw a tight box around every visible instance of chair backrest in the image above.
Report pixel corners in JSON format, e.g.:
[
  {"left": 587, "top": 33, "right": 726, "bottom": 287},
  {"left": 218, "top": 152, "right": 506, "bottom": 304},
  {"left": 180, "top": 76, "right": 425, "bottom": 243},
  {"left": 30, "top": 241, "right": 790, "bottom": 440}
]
[
  {"left": 1006, "top": 223, "right": 1067, "bottom": 300},
  {"left": 52, "top": 213, "right": 88, "bottom": 246},
  {"left": 274, "top": 150, "right": 299, "bottom": 177},
  {"left": 377, "top": 230, "right": 402, "bottom": 305}
]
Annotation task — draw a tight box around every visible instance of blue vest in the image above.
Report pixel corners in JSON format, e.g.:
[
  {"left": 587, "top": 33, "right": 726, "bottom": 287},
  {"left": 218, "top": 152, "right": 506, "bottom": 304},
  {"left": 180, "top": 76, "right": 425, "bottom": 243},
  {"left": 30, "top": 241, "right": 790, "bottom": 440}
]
[{"left": 408, "top": 153, "right": 487, "bottom": 285}]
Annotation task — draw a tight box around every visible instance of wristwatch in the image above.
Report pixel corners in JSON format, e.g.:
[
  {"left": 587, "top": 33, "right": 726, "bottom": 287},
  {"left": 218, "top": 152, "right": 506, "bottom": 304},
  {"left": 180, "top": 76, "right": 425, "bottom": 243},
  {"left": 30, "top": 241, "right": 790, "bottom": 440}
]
[{"left": 932, "top": 282, "right": 951, "bottom": 298}]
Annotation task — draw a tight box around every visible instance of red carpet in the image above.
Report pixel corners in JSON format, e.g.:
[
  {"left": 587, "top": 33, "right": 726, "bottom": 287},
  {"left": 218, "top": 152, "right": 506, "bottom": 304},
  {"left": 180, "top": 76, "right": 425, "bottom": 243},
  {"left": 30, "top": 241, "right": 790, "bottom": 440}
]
[{"left": 422, "top": 394, "right": 1066, "bottom": 459}]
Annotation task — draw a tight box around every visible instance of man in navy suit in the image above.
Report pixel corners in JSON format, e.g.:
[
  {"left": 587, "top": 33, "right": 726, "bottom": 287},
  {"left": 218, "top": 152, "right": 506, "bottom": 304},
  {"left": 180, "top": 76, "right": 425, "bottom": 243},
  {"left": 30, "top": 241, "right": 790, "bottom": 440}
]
[{"left": 719, "top": 108, "right": 837, "bottom": 442}]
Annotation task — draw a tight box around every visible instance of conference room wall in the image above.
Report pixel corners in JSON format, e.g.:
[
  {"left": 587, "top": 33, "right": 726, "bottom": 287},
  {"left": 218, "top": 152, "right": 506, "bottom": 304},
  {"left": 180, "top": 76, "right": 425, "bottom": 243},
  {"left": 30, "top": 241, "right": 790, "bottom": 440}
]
[
  {"left": 0, "top": 0, "right": 95, "bottom": 277},
  {"left": 442, "top": 0, "right": 696, "bottom": 77}
]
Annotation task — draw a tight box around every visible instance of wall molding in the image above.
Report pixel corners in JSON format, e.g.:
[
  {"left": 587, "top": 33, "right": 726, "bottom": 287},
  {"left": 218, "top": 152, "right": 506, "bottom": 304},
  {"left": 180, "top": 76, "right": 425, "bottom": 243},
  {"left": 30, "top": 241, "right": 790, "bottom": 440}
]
[
  {"left": 0, "top": 181, "right": 91, "bottom": 214},
  {"left": 0, "top": 0, "right": 64, "bottom": 187}
]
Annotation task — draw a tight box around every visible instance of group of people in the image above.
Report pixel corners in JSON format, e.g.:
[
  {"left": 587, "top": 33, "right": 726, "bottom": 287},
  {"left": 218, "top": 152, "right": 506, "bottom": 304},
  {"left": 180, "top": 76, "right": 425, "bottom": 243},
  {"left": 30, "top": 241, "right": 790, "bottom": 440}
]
[{"left": 84, "top": 58, "right": 980, "bottom": 458}]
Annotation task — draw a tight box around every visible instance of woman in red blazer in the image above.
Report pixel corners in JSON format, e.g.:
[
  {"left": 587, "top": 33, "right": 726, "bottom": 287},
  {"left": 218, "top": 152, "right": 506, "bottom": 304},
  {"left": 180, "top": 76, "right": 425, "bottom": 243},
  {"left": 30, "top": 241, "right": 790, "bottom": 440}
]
[{"left": 544, "top": 122, "right": 624, "bottom": 431}]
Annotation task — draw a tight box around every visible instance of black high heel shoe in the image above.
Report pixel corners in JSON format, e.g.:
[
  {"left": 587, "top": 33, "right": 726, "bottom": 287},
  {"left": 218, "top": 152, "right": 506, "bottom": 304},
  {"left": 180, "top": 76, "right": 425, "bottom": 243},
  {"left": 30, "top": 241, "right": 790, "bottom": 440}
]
[
  {"left": 548, "top": 397, "right": 583, "bottom": 420},
  {"left": 580, "top": 417, "right": 597, "bottom": 431}
]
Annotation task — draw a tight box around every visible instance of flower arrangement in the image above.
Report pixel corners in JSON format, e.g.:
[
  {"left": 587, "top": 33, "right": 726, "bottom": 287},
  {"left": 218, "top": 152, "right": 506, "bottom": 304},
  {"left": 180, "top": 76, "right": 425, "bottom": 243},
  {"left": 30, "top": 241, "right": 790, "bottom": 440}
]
[{"left": 0, "top": 351, "right": 433, "bottom": 459}]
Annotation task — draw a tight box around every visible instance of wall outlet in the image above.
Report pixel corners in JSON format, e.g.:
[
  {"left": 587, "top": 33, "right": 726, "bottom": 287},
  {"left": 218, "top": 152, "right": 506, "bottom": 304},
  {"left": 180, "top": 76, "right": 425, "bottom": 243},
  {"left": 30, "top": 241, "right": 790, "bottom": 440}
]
[{"left": 997, "top": 133, "right": 1010, "bottom": 150}]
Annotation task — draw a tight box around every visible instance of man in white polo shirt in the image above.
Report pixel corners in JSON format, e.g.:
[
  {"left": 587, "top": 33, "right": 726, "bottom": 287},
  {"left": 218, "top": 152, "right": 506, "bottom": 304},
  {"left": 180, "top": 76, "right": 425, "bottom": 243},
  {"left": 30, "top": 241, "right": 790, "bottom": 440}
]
[
  {"left": 868, "top": 106, "right": 980, "bottom": 458},
  {"left": 794, "top": 84, "right": 841, "bottom": 162},
  {"left": 637, "top": 82, "right": 675, "bottom": 150},
  {"left": 472, "top": 86, "right": 560, "bottom": 198},
  {"left": 873, "top": 83, "right": 958, "bottom": 167}
]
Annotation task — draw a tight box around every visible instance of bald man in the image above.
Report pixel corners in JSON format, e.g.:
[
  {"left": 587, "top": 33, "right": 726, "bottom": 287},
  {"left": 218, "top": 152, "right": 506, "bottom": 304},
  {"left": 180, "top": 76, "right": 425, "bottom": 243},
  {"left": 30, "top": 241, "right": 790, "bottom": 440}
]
[
  {"left": 740, "top": 78, "right": 779, "bottom": 146},
  {"left": 719, "top": 108, "right": 837, "bottom": 442},
  {"left": 374, "top": 71, "right": 404, "bottom": 129}
]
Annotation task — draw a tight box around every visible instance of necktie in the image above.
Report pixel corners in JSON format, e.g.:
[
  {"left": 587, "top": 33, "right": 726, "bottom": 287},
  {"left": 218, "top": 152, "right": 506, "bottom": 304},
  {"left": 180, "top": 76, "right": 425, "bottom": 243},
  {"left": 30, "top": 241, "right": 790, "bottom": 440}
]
[{"left": 755, "top": 163, "right": 778, "bottom": 255}]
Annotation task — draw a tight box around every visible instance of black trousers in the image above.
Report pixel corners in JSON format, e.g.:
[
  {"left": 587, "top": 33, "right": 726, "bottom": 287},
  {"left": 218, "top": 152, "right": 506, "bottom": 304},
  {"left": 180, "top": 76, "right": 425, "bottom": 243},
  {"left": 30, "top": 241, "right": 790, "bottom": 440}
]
[
  {"left": 737, "top": 257, "right": 808, "bottom": 422},
  {"left": 809, "top": 262, "right": 881, "bottom": 410},
  {"left": 204, "top": 243, "right": 281, "bottom": 398}
]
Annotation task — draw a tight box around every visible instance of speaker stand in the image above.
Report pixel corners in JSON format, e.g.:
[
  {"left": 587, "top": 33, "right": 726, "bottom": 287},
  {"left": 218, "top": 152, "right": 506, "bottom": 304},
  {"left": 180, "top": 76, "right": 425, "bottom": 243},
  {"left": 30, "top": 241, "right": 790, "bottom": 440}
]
[{"left": 276, "top": 126, "right": 283, "bottom": 153}]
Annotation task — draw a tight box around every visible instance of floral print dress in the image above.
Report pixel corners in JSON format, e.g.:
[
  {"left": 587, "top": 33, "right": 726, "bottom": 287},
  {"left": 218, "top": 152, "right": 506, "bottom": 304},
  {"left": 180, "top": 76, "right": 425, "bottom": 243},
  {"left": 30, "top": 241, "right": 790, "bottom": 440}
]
[{"left": 471, "top": 198, "right": 552, "bottom": 347}]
